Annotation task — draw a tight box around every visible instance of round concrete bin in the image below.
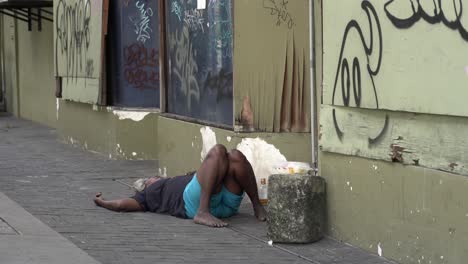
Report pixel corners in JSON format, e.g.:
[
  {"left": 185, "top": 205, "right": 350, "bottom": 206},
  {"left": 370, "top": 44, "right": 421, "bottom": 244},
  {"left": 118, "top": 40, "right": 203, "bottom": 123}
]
[{"left": 267, "top": 174, "right": 326, "bottom": 243}]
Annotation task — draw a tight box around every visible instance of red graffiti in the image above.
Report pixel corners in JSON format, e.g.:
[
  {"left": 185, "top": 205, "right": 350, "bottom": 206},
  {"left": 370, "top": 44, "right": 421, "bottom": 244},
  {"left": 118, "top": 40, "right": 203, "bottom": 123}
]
[{"left": 123, "top": 43, "right": 159, "bottom": 90}]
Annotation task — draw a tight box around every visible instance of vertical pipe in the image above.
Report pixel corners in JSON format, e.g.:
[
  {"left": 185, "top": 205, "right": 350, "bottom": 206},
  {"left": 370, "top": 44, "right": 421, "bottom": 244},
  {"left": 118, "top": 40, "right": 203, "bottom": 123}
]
[
  {"left": 158, "top": 0, "right": 168, "bottom": 112},
  {"left": 309, "top": 0, "right": 318, "bottom": 175},
  {"left": 0, "top": 14, "right": 5, "bottom": 112}
]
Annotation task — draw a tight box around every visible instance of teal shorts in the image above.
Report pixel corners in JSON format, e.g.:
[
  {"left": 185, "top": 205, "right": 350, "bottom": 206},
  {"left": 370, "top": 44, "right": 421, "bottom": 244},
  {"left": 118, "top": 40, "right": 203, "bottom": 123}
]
[{"left": 183, "top": 174, "right": 244, "bottom": 219}]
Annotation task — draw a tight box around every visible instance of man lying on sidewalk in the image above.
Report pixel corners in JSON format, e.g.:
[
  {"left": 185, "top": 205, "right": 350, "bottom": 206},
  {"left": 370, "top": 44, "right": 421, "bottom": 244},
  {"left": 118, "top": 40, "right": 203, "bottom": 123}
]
[{"left": 93, "top": 144, "right": 267, "bottom": 227}]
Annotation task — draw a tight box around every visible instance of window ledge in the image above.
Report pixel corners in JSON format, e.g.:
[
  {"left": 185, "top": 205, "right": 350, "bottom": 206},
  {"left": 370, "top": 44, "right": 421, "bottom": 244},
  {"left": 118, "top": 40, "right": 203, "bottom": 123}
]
[{"left": 92, "top": 105, "right": 161, "bottom": 114}]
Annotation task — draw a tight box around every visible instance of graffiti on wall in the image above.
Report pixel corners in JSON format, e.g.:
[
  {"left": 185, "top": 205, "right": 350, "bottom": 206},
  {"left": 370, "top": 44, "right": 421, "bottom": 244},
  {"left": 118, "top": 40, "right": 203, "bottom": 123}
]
[
  {"left": 129, "top": 1, "right": 154, "bottom": 43},
  {"left": 171, "top": 1, "right": 183, "bottom": 21},
  {"left": 329, "top": 0, "right": 468, "bottom": 146},
  {"left": 124, "top": 43, "right": 159, "bottom": 90},
  {"left": 384, "top": 0, "right": 468, "bottom": 41},
  {"left": 184, "top": 8, "right": 205, "bottom": 33},
  {"left": 55, "top": 0, "right": 93, "bottom": 78},
  {"left": 208, "top": 0, "right": 233, "bottom": 58},
  {"left": 169, "top": 27, "right": 200, "bottom": 110},
  {"left": 262, "top": 0, "right": 296, "bottom": 29},
  {"left": 166, "top": 0, "right": 233, "bottom": 125},
  {"left": 331, "top": 1, "right": 389, "bottom": 145}
]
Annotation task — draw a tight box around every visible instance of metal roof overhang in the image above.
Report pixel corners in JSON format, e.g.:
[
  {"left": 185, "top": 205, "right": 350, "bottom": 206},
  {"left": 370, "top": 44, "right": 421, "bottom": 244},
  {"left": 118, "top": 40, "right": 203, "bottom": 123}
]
[{"left": 0, "top": 0, "right": 53, "bottom": 31}]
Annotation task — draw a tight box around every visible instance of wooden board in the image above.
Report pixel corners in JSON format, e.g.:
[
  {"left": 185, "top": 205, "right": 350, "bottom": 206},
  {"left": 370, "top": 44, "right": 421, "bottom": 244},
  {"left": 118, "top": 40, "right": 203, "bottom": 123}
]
[
  {"left": 320, "top": 105, "right": 468, "bottom": 176},
  {"left": 322, "top": 0, "right": 468, "bottom": 117},
  {"left": 54, "top": 0, "right": 104, "bottom": 104}
]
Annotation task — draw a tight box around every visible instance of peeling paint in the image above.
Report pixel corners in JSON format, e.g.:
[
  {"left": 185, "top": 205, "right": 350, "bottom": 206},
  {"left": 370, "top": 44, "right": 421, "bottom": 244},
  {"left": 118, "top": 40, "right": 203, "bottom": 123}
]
[
  {"left": 200, "top": 127, "right": 217, "bottom": 161},
  {"left": 113, "top": 110, "right": 150, "bottom": 121},
  {"left": 132, "top": 152, "right": 137, "bottom": 156},
  {"left": 449, "top": 162, "right": 458, "bottom": 171},
  {"left": 390, "top": 144, "right": 405, "bottom": 163},
  {"left": 377, "top": 242, "right": 383, "bottom": 257},
  {"left": 226, "top": 136, "right": 232, "bottom": 142},
  {"left": 465, "top": 66, "right": 468, "bottom": 76},
  {"left": 236, "top": 138, "right": 287, "bottom": 184}
]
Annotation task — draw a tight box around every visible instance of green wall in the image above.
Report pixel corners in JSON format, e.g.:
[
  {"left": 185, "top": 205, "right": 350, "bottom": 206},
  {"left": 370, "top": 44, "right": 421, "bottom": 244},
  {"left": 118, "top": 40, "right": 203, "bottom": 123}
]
[
  {"left": 57, "top": 101, "right": 159, "bottom": 160},
  {"left": 157, "top": 116, "right": 311, "bottom": 176},
  {"left": 1, "top": 14, "right": 56, "bottom": 128},
  {"left": 318, "top": 0, "right": 468, "bottom": 263},
  {"left": 321, "top": 152, "right": 468, "bottom": 264}
]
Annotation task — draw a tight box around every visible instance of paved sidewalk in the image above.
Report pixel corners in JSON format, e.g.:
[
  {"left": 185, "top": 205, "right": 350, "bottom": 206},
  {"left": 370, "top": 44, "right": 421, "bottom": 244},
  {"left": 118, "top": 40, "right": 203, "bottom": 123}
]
[
  {"left": 0, "top": 116, "right": 397, "bottom": 264},
  {"left": 0, "top": 192, "right": 100, "bottom": 264}
]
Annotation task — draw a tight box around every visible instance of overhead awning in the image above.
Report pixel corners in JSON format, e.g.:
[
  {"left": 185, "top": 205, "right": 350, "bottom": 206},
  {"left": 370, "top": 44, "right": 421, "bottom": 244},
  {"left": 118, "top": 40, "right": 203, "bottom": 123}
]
[{"left": 0, "top": 0, "right": 52, "bottom": 31}]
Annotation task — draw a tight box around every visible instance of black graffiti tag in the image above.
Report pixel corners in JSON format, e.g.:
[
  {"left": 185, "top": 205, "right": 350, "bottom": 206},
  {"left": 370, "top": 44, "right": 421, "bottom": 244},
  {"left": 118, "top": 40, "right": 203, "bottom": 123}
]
[
  {"left": 262, "top": 0, "right": 296, "bottom": 29},
  {"left": 332, "top": 1, "right": 389, "bottom": 145},
  {"left": 55, "top": 0, "right": 92, "bottom": 78},
  {"left": 384, "top": 0, "right": 468, "bottom": 41}
]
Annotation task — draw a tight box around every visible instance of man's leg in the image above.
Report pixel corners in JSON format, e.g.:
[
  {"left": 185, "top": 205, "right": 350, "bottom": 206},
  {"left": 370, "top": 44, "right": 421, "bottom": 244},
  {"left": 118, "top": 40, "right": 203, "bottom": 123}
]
[
  {"left": 194, "top": 144, "right": 230, "bottom": 227},
  {"left": 224, "top": 149, "right": 267, "bottom": 221},
  {"left": 94, "top": 193, "right": 144, "bottom": 212}
]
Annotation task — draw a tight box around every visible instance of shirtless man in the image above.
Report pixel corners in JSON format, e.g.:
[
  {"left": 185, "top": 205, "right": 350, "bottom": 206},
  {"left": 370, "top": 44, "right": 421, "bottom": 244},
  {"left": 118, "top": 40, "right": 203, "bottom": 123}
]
[{"left": 94, "top": 144, "right": 267, "bottom": 227}]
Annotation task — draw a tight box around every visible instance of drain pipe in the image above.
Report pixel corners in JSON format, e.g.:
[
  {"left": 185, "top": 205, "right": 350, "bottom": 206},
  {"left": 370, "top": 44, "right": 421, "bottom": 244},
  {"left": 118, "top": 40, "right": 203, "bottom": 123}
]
[
  {"left": 0, "top": 15, "right": 6, "bottom": 112},
  {"left": 309, "top": 0, "right": 318, "bottom": 175}
]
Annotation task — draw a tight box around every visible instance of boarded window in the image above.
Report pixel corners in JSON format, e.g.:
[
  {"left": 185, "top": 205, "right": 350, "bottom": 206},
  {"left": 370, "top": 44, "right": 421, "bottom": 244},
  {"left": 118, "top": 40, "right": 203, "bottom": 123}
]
[
  {"left": 233, "top": 0, "right": 311, "bottom": 133},
  {"left": 108, "top": 0, "right": 160, "bottom": 108},
  {"left": 165, "top": 0, "right": 233, "bottom": 126},
  {"left": 54, "top": 0, "right": 108, "bottom": 104}
]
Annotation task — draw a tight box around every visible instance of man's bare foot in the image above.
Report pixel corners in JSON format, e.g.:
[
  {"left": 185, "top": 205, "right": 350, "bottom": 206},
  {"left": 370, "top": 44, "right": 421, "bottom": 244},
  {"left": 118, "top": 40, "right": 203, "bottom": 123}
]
[
  {"left": 254, "top": 204, "right": 267, "bottom": 221},
  {"left": 194, "top": 211, "right": 228, "bottom": 228}
]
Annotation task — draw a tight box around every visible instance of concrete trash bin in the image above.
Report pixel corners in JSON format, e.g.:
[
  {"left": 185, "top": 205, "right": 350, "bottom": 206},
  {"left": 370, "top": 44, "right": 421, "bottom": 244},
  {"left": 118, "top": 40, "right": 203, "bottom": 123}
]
[{"left": 267, "top": 174, "right": 326, "bottom": 243}]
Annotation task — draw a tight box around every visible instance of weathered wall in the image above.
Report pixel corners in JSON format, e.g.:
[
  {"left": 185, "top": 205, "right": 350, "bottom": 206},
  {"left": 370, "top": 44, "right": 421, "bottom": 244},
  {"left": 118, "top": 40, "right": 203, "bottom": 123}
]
[
  {"left": 323, "top": 0, "right": 468, "bottom": 116},
  {"left": 57, "top": 101, "right": 159, "bottom": 160},
  {"left": 1, "top": 14, "right": 56, "bottom": 128},
  {"left": 321, "top": 0, "right": 468, "bottom": 175},
  {"left": 321, "top": 152, "right": 468, "bottom": 264},
  {"left": 157, "top": 116, "right": 311, "bottom": 176},
  {"left": 319, "top": 0, "right": 468, "bottom": 263},
  {"left": 16, "top": 16, "right": 57, "bottom": 128}
]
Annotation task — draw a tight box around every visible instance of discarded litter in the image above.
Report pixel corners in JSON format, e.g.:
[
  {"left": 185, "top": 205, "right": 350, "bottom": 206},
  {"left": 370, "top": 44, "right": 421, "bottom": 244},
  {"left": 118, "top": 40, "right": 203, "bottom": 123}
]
[{"left": 273, "top": 161, "right": 311, "bottom": 174}]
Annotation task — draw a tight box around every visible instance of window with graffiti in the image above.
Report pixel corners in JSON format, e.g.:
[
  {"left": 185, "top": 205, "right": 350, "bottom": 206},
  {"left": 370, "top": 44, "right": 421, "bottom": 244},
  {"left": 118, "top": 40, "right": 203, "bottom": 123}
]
[
  {"left": 108, "top": 0, "right": 161, "bottom": 108},
  {"left": 165, "top": 0, "right": 233, "bottom": 126}
]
